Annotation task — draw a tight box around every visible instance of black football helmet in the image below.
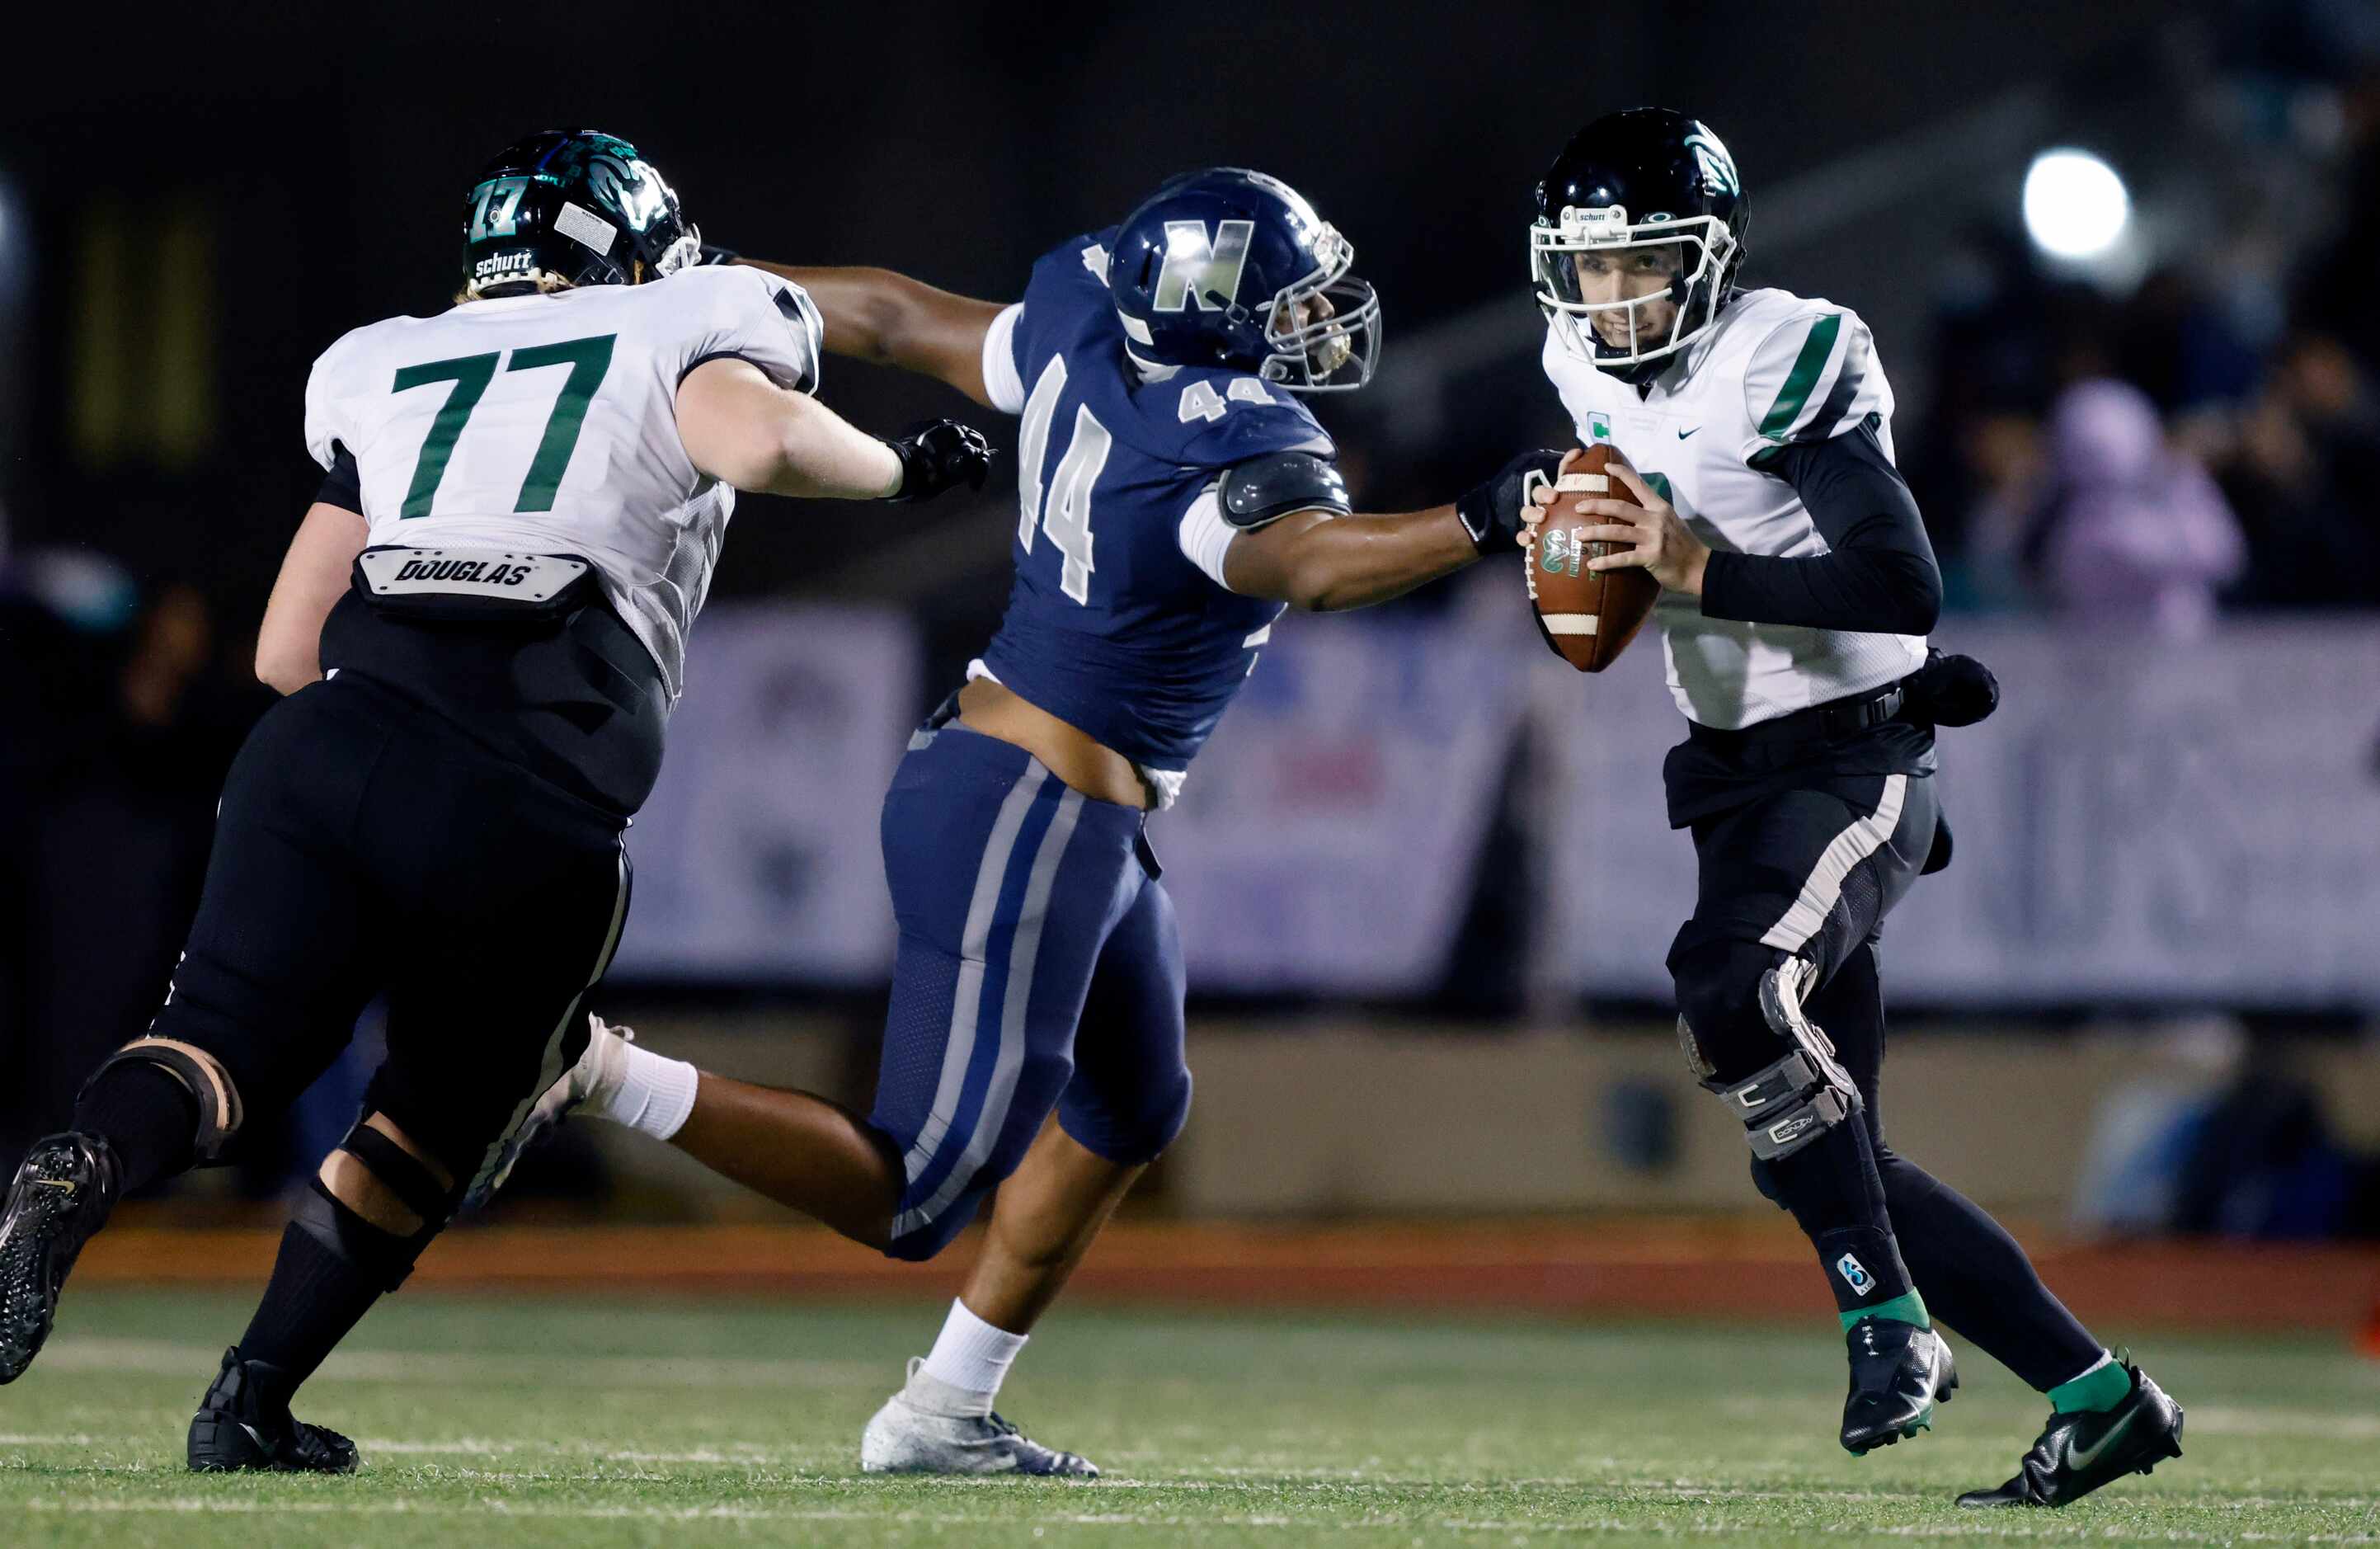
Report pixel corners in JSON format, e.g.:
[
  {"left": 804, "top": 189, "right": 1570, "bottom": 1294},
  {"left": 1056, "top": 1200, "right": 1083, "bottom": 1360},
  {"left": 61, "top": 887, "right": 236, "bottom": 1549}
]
[
  {"left": 1531, "top": 108, "right": 1750, "bottom": 383},
  {"left": 463, "top": 129, "right": 701, "bottom": 299}
]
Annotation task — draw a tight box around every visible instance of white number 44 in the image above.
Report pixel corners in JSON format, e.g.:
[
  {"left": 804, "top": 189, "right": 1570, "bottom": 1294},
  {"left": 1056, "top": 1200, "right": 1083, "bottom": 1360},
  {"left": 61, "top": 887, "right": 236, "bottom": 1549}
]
[{"left": 1177, "top": 378, "right": 1276, "bottom": 423}]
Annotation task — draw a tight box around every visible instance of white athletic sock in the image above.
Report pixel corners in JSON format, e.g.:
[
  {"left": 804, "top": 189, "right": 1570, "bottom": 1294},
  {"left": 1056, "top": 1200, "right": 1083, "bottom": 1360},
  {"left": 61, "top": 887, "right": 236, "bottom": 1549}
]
[
  {"left": 916, "top": 1297, "right": 1028, "bottom": 1404},
  {"left": 600, "top": 1042, "right": 699, "bottom": 1141}
]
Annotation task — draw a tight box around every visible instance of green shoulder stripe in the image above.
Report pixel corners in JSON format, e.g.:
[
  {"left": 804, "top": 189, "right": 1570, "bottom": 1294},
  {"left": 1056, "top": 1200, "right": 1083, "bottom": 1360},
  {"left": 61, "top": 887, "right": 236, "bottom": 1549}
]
[{"left": 1757, "top": 313, "right": 1842, "bottom": 440}]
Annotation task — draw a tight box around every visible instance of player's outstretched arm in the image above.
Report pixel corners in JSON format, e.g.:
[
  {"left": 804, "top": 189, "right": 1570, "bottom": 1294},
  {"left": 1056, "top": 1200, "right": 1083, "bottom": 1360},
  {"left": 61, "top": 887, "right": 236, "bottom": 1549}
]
[
  {"left": 733, "top": 261, "right": 1005, "bottom": 408},
  {"left": 1221, "top": 449, "right": 1562, "bottom": 613},
  {"left": 256, "top": 501, "right": 369, "bottom": 694},
  {"left": 1225, "top": 505, "right": 1475, "bottom": 613},
  {"left": 676, "top": 357, "right": 990, "bottom": 502}
]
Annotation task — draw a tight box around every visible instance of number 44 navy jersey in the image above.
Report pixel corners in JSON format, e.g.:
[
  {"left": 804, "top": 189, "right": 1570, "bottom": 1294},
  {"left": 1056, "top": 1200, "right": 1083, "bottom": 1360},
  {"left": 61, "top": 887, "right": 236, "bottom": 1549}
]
[{"left": 975, "top": 228, "right": 1339, "bottom": 793}]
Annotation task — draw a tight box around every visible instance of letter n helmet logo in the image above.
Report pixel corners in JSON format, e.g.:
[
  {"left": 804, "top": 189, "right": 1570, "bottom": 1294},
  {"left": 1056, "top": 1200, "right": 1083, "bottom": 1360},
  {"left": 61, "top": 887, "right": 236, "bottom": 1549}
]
[{"left": 1155, "top": 219, "right": 1255, "bottom": 313}]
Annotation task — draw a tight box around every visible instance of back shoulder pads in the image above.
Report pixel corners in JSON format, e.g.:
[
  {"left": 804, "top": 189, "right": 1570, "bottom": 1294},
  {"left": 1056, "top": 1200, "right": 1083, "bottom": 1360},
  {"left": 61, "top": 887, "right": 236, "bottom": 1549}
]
[{"left": 1220, "top": 451, "right": 1350, "bottom": 531}]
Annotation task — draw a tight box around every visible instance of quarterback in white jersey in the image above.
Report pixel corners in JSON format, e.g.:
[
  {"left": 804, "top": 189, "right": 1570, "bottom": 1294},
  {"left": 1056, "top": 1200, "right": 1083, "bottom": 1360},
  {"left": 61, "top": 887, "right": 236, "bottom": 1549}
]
[
  {"left": 1540, "top": 285, "right": 1924, "bottom": 727},
  {"left": 0, "top": 129, "right": 991, "bottom": 1476},
  {"left": 1522, "top": 110, "right": 2185, "bottom": 1507}
]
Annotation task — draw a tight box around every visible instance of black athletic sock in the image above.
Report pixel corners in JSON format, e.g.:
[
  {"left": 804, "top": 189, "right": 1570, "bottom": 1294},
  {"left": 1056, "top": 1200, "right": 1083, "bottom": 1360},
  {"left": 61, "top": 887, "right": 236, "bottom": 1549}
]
[
  {"left": 1879, "top": 1151, "right": 2104, "bottom": 1391},
  {"left": 233, "top": 1222, "right": 386, "bottom": 1396},
  {"left": 68, "top": 1062, "right": 199, "bottom": 1193},
  {"left": 1765, "top": 941, "right": 1916, "bottom": 1318},
  {"left": 1766, "top": 1119, "right": 1919, "bottom": 1315}
]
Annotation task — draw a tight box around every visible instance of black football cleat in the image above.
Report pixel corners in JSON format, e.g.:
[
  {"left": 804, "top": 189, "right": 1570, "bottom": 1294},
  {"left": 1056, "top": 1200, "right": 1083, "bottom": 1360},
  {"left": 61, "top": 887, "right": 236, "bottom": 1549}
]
[
  {"left": 0, "top": 1132, "right": 122, "bottom": 1383},
  {"left": 187, "top": 1349, "right": 359, "bottom": 1474},
  {"left": 1840, "top": 1316, "right": 1957, "bottom": 1455},
  {"left": 1957, "top": 1361, "right": 2182, "bottom": 1507}
]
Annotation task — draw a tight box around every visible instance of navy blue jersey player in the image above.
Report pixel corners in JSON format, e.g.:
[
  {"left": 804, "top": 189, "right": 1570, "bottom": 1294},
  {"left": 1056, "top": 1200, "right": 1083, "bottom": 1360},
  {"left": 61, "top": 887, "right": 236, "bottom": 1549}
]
[
  {"left": 479, "top": 167, "right": 1562, "bottom": 1475},
  {"left": 973, "top": 211, "right": 1341, "bottom": 791}
]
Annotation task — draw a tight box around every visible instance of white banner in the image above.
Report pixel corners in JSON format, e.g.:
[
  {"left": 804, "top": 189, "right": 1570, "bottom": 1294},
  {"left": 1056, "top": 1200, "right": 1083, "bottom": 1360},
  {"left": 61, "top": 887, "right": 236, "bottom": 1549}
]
[
  {"left": 604, "top": 604, "right": 2380, "bottom": 1007},
  {"left": 1157, "top": 605, "right": 1535, "bottom": 994},
  {"left": 609, "top": 605, "right": 917, "bottom": 984},
  {"left": 1535, "top": 620, "right": 2380, "bottom": 1006}
]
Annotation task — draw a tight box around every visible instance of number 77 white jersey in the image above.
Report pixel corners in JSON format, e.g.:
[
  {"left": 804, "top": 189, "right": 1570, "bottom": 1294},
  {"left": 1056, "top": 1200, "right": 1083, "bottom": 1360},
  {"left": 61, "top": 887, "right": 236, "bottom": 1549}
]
[
  {"left": 303, "top": 264, "right": 821, "bottom": 701},
  {"left": 1540, "top": 285, "right": 1926, "bottom": 729}
]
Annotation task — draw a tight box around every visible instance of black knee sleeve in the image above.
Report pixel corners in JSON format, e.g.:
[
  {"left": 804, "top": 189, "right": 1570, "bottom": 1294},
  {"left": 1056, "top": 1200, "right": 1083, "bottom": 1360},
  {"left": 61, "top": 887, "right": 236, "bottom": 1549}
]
[
  {"left": 1668, "top": 939, "right": 1782, "bottom": 1079},
  {"left": 78, "top": 1038, "right": 246, "bottom": 1164},
  {"left": 294, "top": 1121, "right": 462, "bottom": 1292}
]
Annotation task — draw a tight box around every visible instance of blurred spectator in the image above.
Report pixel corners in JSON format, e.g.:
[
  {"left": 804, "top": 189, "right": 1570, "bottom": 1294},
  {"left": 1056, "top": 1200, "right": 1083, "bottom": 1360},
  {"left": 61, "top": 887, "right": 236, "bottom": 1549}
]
[
  {"left": 1973, "top": 379, "right": 2246, "bottom": 636},
  {"left": 2210, "top": 333, "right": 2380, "bottom": 607},
  {"left": 2290, "top": 68, "right": 2380, "bottom": 372}
]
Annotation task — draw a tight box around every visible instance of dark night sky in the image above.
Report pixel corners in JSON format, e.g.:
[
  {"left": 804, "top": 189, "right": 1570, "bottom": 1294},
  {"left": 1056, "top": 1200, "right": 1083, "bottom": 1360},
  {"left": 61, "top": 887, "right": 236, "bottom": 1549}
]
[{"left": 0, "top": 0, "right": 2180, "bottom": 613}]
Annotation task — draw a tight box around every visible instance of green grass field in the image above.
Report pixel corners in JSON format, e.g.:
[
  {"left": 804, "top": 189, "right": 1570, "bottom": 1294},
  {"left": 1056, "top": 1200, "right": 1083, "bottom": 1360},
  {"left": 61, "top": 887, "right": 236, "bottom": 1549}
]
[{"left": 2, "top": 1290, "right": 2373, "bottom": 1547}]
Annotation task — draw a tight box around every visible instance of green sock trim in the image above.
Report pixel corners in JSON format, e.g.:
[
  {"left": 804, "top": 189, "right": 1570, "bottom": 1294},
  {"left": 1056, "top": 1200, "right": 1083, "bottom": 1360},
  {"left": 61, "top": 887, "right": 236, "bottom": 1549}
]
[
  {"left": 1839, "top": 1290, "right": 1929, "bottom": 1333},
  {"left": 2048, "top": 1354, "right": 2131, "bottom": 1413}
]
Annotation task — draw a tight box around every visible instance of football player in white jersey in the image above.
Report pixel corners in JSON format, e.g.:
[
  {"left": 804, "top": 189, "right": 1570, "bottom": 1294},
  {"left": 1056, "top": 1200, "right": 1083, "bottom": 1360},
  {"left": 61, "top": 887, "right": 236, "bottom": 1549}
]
[
  {"left": 1521, "top": 110, "right": 2185, "bottom": 1507},
  {"left": 0, "top": 129, "right": 990, "bottom": 1472}
]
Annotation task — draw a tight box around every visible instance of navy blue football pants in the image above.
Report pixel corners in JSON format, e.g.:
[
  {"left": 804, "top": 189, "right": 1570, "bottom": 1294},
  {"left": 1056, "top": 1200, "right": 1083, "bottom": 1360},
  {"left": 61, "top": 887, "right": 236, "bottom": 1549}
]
[{"left": 867, "top": 722, "right": 1191, "bottom": 1262}]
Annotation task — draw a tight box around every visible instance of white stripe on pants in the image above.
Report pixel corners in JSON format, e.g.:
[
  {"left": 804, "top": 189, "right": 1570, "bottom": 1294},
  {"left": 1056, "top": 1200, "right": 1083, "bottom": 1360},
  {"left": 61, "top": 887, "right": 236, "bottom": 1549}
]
[
  {"left": 895, "top": 784, "right": 1085, "bottom": 1240},
  {"left": 1757, "top": 774, "right": 1907, "bottom": 956}
]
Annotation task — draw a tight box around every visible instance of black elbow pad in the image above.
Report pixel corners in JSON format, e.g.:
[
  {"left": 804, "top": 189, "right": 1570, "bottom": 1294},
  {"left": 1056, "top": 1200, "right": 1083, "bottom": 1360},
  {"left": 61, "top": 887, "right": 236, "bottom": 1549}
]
[{"left": 1220, "top": 452, "right": 1349, "bottom": 531}]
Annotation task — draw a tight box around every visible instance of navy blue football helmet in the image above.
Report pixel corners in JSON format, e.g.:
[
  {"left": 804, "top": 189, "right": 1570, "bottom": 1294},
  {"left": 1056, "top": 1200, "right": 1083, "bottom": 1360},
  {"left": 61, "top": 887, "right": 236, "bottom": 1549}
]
[
  {"left": 1108, "top": 168, "right": 1380, "bottom": 392},
  {"left": 463, "top": 129, "right": 701, "bottom": 299}
]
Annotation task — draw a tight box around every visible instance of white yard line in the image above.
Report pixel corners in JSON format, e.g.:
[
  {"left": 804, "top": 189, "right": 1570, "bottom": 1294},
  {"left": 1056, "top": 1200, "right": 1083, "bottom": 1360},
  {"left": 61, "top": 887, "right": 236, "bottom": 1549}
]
[
  {"left": 16, "top": 1498, "right": 2377, "bottom": 1542},
  {"left": 7, "top": 1435, "right": 2377, "bottom": 1518}
]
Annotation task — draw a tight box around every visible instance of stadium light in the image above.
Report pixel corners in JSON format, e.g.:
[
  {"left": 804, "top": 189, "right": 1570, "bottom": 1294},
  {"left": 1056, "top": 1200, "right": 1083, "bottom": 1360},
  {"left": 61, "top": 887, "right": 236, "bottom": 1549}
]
[{"left": 2022, "top": 148, "right": 2130, "bottom": 261}]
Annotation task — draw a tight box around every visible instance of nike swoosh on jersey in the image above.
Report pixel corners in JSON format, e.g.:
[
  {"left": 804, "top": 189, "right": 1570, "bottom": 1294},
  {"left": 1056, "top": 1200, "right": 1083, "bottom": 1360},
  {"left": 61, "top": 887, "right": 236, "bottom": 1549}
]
[
  {"left": 1677, "top": 426, "right": 1700, "bottom": 439},
  {"left": 2063, "top": 1405, "right": 2138, "bottom": 1471}
]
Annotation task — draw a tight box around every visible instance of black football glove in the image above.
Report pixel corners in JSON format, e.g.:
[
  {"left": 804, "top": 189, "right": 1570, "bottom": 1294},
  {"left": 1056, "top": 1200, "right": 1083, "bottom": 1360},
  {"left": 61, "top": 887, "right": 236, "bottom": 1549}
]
[
  {"left": 885, "top": 420, "right": 995, "bottom": 503},
  {"left": 1905, "top": 647, "right": 1999, "bottom": 728},
  {"left": 1456, "top": 448, "right": 1566, "bottom": 554}
]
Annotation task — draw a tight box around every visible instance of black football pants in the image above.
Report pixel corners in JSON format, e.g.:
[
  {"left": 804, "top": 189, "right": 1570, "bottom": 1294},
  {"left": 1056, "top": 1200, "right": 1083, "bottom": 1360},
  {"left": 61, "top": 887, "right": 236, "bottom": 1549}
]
[
  {"left": 140, "top": 671, "right": 630, "bottom": 1192},
  {"left": 1666, "top": 752, "right": 2101, "bottom": 1389}
]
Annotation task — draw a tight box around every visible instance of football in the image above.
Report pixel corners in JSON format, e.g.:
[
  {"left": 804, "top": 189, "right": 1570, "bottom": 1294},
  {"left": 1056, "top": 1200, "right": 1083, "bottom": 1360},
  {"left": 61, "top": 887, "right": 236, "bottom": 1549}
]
[{"left": 1526, "top": 443, "right": 1660, "bottom": 672}]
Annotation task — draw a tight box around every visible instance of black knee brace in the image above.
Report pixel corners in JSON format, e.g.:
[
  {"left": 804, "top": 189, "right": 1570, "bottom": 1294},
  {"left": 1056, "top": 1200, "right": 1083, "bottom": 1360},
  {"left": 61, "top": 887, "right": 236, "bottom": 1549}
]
[
  {"left": 293, "top": 1120, "right": 461, "bottom": 1292},
  {"left": 79, "top": 1038, "right": 245, "bottom": 1164}
]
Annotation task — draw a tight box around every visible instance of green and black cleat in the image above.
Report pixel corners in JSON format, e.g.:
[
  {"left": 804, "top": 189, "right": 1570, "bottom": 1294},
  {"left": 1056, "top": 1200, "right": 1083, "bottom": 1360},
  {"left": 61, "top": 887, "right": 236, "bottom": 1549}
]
[
  {"left": 1840, "top": 1317, "right": 1957, "bottom": 1455},
  {"left": 187, "top": 1348, "right": 359, "bottom": 1473},
  {"left": 1958, "top": 1360, "right": 2182, "bottom": 1507},
  {"left": 0, "top": 1132, "right": 122, "bottom": 1383}
]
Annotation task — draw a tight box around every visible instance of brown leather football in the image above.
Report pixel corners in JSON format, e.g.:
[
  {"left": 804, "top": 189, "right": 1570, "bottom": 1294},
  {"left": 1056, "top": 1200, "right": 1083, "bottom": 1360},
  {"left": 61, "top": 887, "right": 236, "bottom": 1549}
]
[{"left": 1526, "top": 443, "right": 1660, "bottom": 673}]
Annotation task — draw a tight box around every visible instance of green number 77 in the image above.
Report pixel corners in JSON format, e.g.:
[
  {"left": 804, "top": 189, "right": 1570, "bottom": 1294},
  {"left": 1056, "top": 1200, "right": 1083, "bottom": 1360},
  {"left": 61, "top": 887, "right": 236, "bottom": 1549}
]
[{"left": 392, "top": 333, "right": 616, "bottom": 519}]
